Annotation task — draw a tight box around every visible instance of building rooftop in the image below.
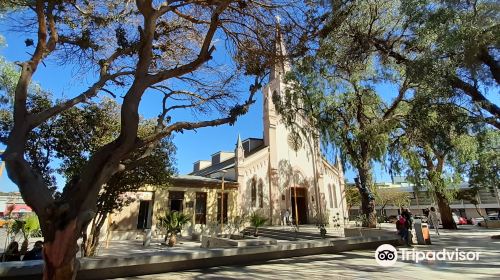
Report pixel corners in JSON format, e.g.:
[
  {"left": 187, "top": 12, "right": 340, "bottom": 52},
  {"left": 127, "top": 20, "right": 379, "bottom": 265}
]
[
  {"left": 170, "top": 175, "right": 238, "bottom": 189},
  {"left": 189, "top": 158, "right": 235, "bottom": 177}
]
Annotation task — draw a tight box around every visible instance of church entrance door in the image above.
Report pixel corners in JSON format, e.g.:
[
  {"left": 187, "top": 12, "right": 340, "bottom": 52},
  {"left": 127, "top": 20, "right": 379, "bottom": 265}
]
[{"left": 291, "top": 187, "right": 307, "bottom": 224}]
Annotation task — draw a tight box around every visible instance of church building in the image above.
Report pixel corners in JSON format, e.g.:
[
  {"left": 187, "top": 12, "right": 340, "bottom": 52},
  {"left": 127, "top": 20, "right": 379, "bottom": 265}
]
[
  {"left": 106, "top": 30, "right": 347, "bottom": 240},
  {"left": 188, "top": 31, "right": 347, "bottom": 227}
]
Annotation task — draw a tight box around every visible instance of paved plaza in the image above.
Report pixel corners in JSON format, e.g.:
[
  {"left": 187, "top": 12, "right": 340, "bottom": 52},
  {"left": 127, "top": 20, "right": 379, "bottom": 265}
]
[{"left": 112, "top": 225, "right": 500, "bottom": 280}]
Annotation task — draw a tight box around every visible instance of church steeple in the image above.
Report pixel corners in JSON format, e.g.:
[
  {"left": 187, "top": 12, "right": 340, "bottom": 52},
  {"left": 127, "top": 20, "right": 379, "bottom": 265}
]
[
  {"left": 269, "top": 18, "right": 291, "bottom": 81},
  {"left": 235, "top": 134, "right": 245, "bottom": 163}
]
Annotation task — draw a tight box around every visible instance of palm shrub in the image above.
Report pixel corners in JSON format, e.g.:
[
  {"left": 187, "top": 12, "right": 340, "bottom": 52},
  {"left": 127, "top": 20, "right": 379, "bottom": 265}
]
[
  {"left": 7, "top": 215, "right": 41, "bottom": 254},
  {"left": 249, "top": 212, "right": 268, "bottom": 236},
  {"left": 156, "top": 211, "right": 191, "bottom": 247}
]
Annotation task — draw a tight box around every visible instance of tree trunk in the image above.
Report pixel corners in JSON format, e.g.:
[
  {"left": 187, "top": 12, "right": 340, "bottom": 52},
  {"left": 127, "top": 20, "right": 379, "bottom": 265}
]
[
  {"left": 435, "top": 191, "right": 457, "bottom": 230},
  {"left": 83, "top": 213, "right": 107, "bottom": 257},
  {"left": 42, "top": 219, "right": 80, "bottom": 280},
  {"left": 357, "top": 163, "right": 376, "bottom": 228}
]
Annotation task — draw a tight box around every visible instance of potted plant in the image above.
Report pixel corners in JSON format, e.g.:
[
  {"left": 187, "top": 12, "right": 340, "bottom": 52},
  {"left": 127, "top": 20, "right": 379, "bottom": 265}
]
[
  {"left": 249, "top": 212, "right": 268, "bottom": 236},
  {"left": 157, "top": 211, "right": 191, "bottom": 247}
]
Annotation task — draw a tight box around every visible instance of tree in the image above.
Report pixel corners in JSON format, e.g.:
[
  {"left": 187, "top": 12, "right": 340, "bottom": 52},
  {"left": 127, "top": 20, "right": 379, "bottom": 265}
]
[
  {"left": 305, "top": 0, "right": 498, "bottom": 229},
  {"left": 468, "top": 129, "right": 500, "bottom": 191},
  {"left": 320, "top": 0, "right": 499, "bottom": 128},
  {"left": 345, "top": 186, "right": 360, "bottom": 215},
  {"left": 274, "top": 0, "right": 411, "bottom": 227},
  {"left": 455, "top": 187, "right": 486, "bottom": 225},
  {"left": 390, "top": 96, "right": 480, "bottom": 229},
  {"left": 455, "top": 128, "right": 500, "bottom": 227},
  {"left": 1, "top": 94, "right": 177, "bottom": 257},
  {"left": 374, "top": 188, "right": 411, "bottom": 214},
  {"left": 403, "top": 0, "right": 500, "bottom": 128},
  {"left": 83, "top": 137, "right": 176, "bottom": 256},
  {"left": 1, "top": 1, "right": 305, "bottom": 278}
]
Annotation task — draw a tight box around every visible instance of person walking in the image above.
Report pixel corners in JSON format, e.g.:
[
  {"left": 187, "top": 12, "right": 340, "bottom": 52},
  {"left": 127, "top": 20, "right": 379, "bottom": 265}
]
[
  {"left": 401, "top": 208, "right": 413, "bottom": 230},
  {"left": 428, "top": 207, "right": 440, "bottom": 235},
  {"left": 396, "top": 215, "right": 410, "bottom": 246},
  {"left": 284, "top": 209, "right": 290, "bottom": 226}
]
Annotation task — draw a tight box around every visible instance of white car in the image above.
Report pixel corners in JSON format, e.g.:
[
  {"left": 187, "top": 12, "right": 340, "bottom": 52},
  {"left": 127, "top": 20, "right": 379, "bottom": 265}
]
[
  {"left": 473, "top": 215, "right": 499, "bottom": 227},
  {"left": 472, "top": 217, "right": 484, "bottom": 226}
]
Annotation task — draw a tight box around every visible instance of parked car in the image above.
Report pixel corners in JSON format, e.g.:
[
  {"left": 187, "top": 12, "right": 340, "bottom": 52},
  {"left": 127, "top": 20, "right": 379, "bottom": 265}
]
[
  {"left": 473, "top": 217, "right": 485, "bottom": 226},
  {"left": 452, "top": 213, "right": 468, "bottom": 225},
  {"left": 458, "top": 216, "right": 467, "bottom": 225},
  {"left": 487, "top": 213, "right": 499, "bottom": 221}
]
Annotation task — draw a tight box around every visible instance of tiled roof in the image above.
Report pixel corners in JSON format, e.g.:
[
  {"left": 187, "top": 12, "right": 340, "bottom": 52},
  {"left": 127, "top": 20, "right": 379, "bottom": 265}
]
[{"left": 189, "top": 158, "right": 235, "bottom": 176}]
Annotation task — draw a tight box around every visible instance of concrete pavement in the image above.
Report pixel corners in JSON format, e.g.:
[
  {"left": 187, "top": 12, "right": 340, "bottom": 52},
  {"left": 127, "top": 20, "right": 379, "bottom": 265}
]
[{"left": 111, "top": 225, "right": 500, "bottom": 280}]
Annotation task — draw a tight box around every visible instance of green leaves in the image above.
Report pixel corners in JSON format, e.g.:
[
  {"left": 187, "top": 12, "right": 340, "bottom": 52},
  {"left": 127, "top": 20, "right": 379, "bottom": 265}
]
[
  {"left": 249, "top": 212, "right": 268, "bottom": 228},
  {"left": 156, "top": 211, "right": 191, "bottom": 235},
  {"left": 469, "top": 129, "right": 500, "bottom": 190}
]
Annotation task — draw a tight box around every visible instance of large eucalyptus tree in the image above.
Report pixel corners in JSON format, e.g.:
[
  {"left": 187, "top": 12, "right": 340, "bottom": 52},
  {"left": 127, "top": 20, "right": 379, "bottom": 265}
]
[
  {"left": 1, "top": 1, "right": 305, "bottom": 278},
  {"left": 274, "top": 0, "right": 411, "bottom": 227}
]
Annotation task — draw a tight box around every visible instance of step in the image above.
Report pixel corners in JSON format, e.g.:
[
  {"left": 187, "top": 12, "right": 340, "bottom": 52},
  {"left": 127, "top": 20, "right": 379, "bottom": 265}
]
[
  {"left": 243, "top": 227, "right": 336, "bottom": 240},
  {"left": 241, "top": 228, "right": 336, "bottom": 241}
]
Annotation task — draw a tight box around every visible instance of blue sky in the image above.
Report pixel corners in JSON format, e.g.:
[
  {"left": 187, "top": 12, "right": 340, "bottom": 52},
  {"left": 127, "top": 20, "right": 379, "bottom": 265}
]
[
  {"left": 5, "top": 21, "right": 493, "bottom": 192},
  {"left": 0, "top": 26, "right": 385, "bottom": 193}
]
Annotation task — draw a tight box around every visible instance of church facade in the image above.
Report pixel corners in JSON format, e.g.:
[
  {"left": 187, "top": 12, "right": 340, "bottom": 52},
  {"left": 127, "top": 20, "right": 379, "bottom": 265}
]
[
  {"left": 105, "top": 33, "right": 347, "bottom": 240},
  {"left": 189, "top": 47, "right": 347, "bottom": 227}
]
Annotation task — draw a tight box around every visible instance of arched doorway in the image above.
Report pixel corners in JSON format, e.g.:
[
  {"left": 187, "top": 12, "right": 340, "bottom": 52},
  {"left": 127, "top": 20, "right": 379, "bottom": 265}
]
[{"left": 290, "top": 187, "right": 308, "bottom": 224}]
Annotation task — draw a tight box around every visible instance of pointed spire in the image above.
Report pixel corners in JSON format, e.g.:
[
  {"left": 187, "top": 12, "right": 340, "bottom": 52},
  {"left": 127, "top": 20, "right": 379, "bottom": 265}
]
[
  {"left": 270, "top": 17, "right": 290, "bottom": 81},
  {"left": 235, "top": 133, "right": 245, "bottom": 163},
  {"left": 237, "top": 133, "right": 242, "bottom": 147}
]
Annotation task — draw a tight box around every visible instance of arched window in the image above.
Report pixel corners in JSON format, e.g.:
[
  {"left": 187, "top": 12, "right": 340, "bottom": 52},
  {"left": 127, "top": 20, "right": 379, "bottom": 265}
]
[
  {"left": 258, "top": 179, "right": 264, "bottom": 208},
  {"left": 328, "top": 184, "right": 334, "bottom": 208},
  {"left": 332, "top": 184, "right": 337, "bottom": 208},
  {"left": 251, "top": 178, "right": 257, "bottom": 207}
]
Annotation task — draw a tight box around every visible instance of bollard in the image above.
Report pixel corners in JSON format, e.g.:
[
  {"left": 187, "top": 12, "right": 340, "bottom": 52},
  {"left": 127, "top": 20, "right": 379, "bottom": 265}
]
[
  {"left": 414, "top": 219, "right": 426, "bottom": 245},
  {"left": 422, "top": 224, "right": 432, "bottom": 245}
]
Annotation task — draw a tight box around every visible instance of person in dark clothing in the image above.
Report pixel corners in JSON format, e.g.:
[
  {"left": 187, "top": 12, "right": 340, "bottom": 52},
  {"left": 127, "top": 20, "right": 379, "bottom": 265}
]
[
  {"left": 396, "top": 215, "right": 410, "bottom": 246},
  {"left": 23, "top": 241, "right": 43, "bottom": 261},
  {"left": 401, "top": 208, "right": 413, "bottom": 230},
  {"left": 1, "top": 241, "right": 20, "bottom": 262},
  {"left": 423, "top": 208, "right": 430, "bottom": 218}
]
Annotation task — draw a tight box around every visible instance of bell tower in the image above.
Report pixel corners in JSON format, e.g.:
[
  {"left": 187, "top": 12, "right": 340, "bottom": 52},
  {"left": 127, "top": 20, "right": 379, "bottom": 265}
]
[{"left": 263, "top": 22, "right": 290, "bottom": 149}]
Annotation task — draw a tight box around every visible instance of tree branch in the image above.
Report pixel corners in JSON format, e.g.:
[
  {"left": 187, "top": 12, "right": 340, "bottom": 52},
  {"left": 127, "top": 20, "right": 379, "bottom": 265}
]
[
  {"left": 478, "top": 47, "right": 500, "bottom": 84},
  {"left": 28, "top": 71, "right": 134, "bottom": 128},
  {"left": 140, "top": 75, "right": 262, "bottom": 147},
  {"left": 147, "top": 1, "right": 230, "bottom": 85},
  {"left": 383, "top": 78, "right": 409, "bottom": 120},
  {"left": 449, "top": 76, "right": 500, "bottom": 124}
]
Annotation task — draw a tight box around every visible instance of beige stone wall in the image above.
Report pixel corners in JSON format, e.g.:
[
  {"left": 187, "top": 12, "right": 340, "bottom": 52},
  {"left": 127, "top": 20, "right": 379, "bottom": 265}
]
[
  {"left": 236, "top": 148, "right": 271, "bottom": 220},
  {"left": 152, "top": 186, "right": 238, "bottom": 236},
  {"left": 99, "top": 186, "right": 237, "bottom": 240}
]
